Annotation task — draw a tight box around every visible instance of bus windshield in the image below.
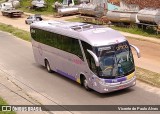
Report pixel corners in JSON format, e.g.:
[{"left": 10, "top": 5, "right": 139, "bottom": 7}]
[{"left": 96, "top": 41, "right": 135, "bottom": 78}]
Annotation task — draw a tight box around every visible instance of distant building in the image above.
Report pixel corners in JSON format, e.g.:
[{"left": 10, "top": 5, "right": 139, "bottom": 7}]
[
  {"left": 108, "top": 0, "right": 120, "bottom": 5},
  {"left": 108, "top": 0, "right": 160, "bottom": 9},
  {"left": 121, "top": 0, "right": 160, "bottom": 9},
  {"left": 120, "top": 0, "right": 139, "bottom": 11}
]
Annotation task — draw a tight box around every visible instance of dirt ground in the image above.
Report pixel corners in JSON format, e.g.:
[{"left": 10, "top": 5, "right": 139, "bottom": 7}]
[
  {"left": 0, "top": 14, "right": 30, "bottom": 31},
  {"left": 128, "top": 38, "right": 160, "bottom": 73},
  {"left": 0, "top": 13, "right": 160, "bottom": 73}
]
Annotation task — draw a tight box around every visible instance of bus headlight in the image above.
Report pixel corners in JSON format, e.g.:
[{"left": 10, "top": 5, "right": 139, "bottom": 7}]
[
  {"left": 95, "top": 77, "right": 104, "bottom": 85},
  {"left": 133, "top": 81, "right": 136, "bottom": 85},
  {"left": 95, "top": 77, "right": 110, "bottom": 86},
  {"left": 99, "top": 79, "right": 106, "bottom": 85}
]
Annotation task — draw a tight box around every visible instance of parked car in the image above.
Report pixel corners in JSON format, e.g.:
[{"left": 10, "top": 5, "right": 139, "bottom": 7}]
[{"left": 25, "top": 14, "right": 43, "bottom": 24}]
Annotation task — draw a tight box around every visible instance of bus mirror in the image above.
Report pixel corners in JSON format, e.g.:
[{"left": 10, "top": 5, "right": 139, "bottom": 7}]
[
  {"left": 130, "top": 44, "right": 141, "bottom": 58},
  {"left": 87, "top": 49, "right": 100, "bottom": 66}
]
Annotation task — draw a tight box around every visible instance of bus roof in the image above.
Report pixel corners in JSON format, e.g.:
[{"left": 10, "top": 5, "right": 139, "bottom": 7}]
[{"left": 30, "top": 20, "right": 126, "bottom": 47}]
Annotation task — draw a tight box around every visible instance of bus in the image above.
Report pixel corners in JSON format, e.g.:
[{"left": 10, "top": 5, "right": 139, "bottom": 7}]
[{"left": 30, "top": 20, "right": 140, "bottom": 93}]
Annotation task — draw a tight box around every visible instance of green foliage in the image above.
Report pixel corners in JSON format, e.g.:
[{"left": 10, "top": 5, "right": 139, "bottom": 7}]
[
  {"left": 74, "top": 0, "right": 78, "bottom": 5},
  {"left": 0, "top": 0, "right": 6, "bottom": 3},
  {"left": 0, "top": 23, "right": 30, "bottom": 42},
  {"left": 0, "top": 97, "right": 7, "bottom": 105},
  {"left": 0, "top": 97, "right": 16, "bottom": 114}
]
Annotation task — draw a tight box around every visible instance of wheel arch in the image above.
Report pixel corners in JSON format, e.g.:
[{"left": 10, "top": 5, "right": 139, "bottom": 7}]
[
  {"left": 80, "top": 73, "right": 86, "bottom": 86},
  {"left": 44, "top": 57, "right": 49, "bottom": 66}
]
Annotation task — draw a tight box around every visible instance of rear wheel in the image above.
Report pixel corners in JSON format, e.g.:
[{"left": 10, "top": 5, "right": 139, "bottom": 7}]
[{"left": 45, "top": 60, "right": 52, "bottom": 73}]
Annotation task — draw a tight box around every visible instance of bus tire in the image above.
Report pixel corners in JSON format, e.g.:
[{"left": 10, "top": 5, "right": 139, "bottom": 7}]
[
  {"left": 81, "top": 76, "right": 91, "bottom": 91},
  {"left": 45, "top": 60, "right": 52, "bottom": 73}
]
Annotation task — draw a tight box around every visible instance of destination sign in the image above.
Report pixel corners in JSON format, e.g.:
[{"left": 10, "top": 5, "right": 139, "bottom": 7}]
[
  {"left": 116, "top": 44, "right": 129, "bottom": 51},
  {"left": 98, "top": 47, "right": 111, "bottom": 51}
]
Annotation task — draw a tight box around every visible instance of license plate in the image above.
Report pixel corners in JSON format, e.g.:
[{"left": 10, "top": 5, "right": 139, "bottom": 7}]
[{"left": 117, "top": 85, "right": 125, "bottom": 89}]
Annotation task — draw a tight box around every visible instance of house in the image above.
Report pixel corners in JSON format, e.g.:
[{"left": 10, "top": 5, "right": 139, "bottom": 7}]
[{"left": 121, "top": 0, "right": 160, "bottom": 9}]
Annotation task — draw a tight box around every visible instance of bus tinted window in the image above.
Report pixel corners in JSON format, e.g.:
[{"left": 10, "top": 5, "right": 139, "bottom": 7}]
[
  {"left": 30, "top": 28, "right": 37, "bottom": 41},
  {"left": 31, "top": 28, "right": 83, "bottom": 60},
  {"left": 81, "top": 41, "right": 97, "bottom": 75}
]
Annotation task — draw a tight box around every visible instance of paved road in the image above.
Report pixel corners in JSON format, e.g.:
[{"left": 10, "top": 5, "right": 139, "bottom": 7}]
[{"left": 0, "top": 31, "right": 160, "bottom": 114}]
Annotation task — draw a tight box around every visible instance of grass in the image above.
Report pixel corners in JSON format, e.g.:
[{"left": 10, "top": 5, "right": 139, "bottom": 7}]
[
  {"left": 66, "top": 17, "right": 83, "bottom": 22},
  {"left": 0, "top": 97, "right": 16, "bottom": 114},
  {"left": 111, "top": 26, "right": 160, "bottom": 39},
  {"left": 136, "top": 67, "right": 160, "bottom": 88},
  {"left": 0, "top": 23, "right": 30, "bottom": 42},
  {"left": 0, "top": 22, "right": 160, "bottom": 88},
  {"left": 0, "top": 0, "right": 5, "bottom": 3},
  {"left": 66, "top": 17, "right": 160, "bottom": 39}
]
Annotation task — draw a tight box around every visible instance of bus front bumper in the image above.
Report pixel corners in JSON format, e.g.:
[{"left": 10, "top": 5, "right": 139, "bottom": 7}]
[{"left": 93, "top": 76, "right": 136, "bottom": 93}]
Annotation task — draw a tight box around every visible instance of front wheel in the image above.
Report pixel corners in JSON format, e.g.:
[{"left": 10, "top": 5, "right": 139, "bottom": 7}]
[
  {"left": 45, "top": 60, "right": 52, "bottom": 73},
  {"left": 82, "top": 77, "right": 91, "bottom": 91}
]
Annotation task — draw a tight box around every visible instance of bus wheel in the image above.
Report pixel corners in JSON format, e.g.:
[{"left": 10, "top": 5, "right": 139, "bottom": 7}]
[
  {"left": 82, "top": 77, "right": 91, "bottom": 91},
  {"left": 45, "top": 60, "right": 52, "bottom": 73}
]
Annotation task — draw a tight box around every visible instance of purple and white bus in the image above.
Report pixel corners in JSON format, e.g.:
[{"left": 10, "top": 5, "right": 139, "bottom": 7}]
[{"left": 30, "top": 20, "right": 140, "bottom": 93}]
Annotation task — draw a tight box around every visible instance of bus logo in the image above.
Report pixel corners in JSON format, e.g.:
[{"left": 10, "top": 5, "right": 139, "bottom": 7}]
[{"left": 116, "top": 44, "right": 128, "bottom": 51}]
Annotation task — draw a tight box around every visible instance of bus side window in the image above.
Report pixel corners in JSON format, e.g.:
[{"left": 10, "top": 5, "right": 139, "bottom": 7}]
[
  {"left": 31, "top": 28, "right": 36, "bottom": 40},
  {"left": 90, "top": 57, "right": 97, "bottom": 75},
  {"left": 81, "top": 41, "right": 97, "bottom": 75},
  {"left": 36, "top": 29, "right": 41, "bottom": 42},
  {"left": 71, "top": 39, "right": 83, "bottom": 60},
  {"left": 31, "top": 29, "right": 84, "bottom": 61}
]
